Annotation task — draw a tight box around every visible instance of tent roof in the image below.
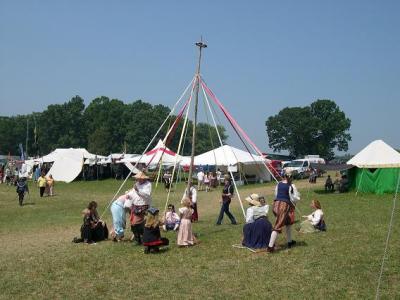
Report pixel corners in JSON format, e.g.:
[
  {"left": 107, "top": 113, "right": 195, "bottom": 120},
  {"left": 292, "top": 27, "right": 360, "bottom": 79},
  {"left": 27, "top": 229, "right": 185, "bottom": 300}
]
[
  {"left": 347, "top": 140, "right": 400, "bottom": 168},
  {"left": 35, "top": 148, "right": 96, "bottom": 163},
  {"left": 130, "top": 140, "right": 181, "bottom": 165},
  {"left": 184, "top": 145, "right": 266, "bottom": 166}
]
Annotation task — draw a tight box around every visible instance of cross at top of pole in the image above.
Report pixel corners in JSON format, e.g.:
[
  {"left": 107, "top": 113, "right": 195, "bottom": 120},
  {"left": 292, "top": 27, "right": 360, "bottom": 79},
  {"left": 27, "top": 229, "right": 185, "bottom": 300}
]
[{"left": 195, "top": 38, "right": 207, "bottom": 76}]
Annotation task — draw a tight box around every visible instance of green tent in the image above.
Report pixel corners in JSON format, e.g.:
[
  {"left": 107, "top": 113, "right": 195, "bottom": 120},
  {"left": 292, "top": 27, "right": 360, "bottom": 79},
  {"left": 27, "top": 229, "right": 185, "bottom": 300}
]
[
  {"left": 347, "top": 140, "right": 400, "bottom": 194},
  {"left": 348, "top": 167, "right": 400, "bottom": 194}
]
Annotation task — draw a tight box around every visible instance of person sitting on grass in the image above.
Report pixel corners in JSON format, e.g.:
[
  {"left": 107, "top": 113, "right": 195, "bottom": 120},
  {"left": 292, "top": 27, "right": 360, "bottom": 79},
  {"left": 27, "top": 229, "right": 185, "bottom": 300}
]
[
  {"left": 242, "top": 194, "right": 272, "bottom": 249},
  {"left": 80, "top": 201, "right": 108, "bottom": 244},
  {"left": 299, "top": 199, "right": 326, "bottom": 233},
  {"left": 143, "top": 207, "right": 169, "bottom": 254},
  {"left": 162, "top": 204, "right": 180, "bottom": 231}
]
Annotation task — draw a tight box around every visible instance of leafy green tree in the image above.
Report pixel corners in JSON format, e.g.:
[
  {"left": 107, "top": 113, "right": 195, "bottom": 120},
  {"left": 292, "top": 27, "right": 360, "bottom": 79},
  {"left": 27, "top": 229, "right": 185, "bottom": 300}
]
[
  {"left": 84, "top": 97, "right": 126, "bottom": 154},
  {"left": 122, "top": 100, "right": 171, "bottom": 154},
  {"left": 37, "top": 96, "right": 85, "bottom": 154},
  {"left": 266, "top": 99, "right": 351, "bottom": 160}
]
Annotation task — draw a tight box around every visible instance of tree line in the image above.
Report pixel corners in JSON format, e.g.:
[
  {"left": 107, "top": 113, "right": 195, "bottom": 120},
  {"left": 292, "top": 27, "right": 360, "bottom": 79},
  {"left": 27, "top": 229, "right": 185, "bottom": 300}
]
[{"left": 0, "top": 96, "right": 227, "bottom": 157}]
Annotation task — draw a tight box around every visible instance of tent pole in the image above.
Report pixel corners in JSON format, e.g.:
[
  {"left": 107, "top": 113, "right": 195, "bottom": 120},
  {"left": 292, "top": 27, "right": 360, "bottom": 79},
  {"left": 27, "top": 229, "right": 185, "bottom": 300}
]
[{"left": 355, "top": 168, "right": 365, "bottom": 196}]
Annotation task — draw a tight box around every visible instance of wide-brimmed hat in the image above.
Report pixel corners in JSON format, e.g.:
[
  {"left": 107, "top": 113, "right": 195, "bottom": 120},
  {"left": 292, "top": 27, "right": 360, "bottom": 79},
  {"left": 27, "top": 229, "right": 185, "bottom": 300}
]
[
  {"left": 133, "top": 171, "right": 149, "bottom": 180},
  {"left": 224, "top": 174, "right": 231, "bottom": 180},
  {"left": 245, "top": 193, "right": 261, "bottom": 207},
  {"left": 284, "top": 170, "right": 293, "bottom": 178}
]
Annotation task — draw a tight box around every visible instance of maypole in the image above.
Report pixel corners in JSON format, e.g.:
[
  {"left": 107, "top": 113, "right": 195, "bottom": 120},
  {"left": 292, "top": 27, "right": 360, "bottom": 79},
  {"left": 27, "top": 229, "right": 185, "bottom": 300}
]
[{"left": 186, "top": 39, "right": 207, "bottom": 194}]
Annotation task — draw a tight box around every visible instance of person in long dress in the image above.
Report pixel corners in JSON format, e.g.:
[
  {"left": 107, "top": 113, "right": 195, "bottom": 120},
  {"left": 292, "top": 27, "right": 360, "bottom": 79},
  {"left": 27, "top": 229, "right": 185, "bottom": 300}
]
[
  {"left": 80, "top": 201, "right": 108, "bottom": 243},
  {"left": 143, "top": 207, "right": 169, "bottom": 254},
  {"left": 177, "top": 197, "right": 198, "bottom": 246},
  {"left": 242, "top": 194, "right": 272, "bottom": 249},
  {"left": 183, "top": 181, "right": 198, "bottom": 222}
]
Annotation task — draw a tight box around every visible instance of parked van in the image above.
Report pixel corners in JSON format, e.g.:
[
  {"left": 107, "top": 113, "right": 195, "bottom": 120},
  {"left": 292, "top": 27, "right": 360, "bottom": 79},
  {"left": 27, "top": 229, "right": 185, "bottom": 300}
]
[{"left": 284, "top": 156, "right": 325, "bottom": 179}]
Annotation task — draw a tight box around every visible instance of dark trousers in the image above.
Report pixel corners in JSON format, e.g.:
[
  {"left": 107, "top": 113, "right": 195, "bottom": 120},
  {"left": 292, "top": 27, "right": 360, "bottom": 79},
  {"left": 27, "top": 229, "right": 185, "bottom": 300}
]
[
  {"left": 18, "top": 192, "right": 24, "bottom": 206},
  {"left": 216, "top": 201, "right": 237, "bottom": 225},
  {"left": 39, "top": 187, "right": 45, "bottom": 197}
]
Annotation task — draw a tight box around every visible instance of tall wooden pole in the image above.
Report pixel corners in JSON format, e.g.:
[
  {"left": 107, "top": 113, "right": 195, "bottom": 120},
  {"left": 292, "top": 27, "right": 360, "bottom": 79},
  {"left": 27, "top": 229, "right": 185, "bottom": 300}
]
[{"left": 187, "top": 39, "right": 207, "bottom": 194}]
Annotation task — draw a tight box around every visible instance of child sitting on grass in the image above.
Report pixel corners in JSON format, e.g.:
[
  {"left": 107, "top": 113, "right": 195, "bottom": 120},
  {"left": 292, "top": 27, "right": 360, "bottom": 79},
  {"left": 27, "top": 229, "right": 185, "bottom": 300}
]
[
  {"left": 143, "top": 207, "right": 169, "bottom": 254},
  {"left": 162, "top": 204, "right": 180, "bottom": 231},
  {"left": 299, "top": 199, "right": 326, "bottom": 233}
]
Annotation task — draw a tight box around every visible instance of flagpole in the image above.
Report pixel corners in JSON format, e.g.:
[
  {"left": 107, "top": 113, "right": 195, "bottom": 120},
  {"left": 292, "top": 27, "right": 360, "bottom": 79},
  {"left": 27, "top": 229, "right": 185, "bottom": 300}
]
[{"left": 25, "top": 118, "right": 29, "bottom": 159}]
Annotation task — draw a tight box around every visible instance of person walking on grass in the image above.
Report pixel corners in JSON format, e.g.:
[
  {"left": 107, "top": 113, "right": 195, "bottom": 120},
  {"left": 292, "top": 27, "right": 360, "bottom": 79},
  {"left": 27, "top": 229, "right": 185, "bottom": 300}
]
[
  {"left": 16, "top": 177, "right": 29, "bottom": 206},
  {"left": 216, "top": 175, "right": 237, "bottom": 225},
  {"left": 37, "top": 171, "right": 47, "bottom": 197},
  {"left": 267, "top": 171, "right": 300, "bottom": 253}
]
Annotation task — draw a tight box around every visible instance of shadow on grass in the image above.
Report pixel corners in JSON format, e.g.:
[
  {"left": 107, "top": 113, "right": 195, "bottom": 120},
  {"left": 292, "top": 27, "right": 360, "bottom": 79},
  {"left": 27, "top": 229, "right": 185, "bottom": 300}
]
[
  {"left": 313, "top": 190, "right": 338, "bottom": 195},
  {"left": 274, "top": 240, "right": 308, "bottom": 253}
]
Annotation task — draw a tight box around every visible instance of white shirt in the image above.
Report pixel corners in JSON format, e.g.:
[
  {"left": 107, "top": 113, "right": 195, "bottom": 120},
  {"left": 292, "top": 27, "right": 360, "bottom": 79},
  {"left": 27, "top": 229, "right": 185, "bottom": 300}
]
[
  {"left": 307, "top": 209, "right": 323, "bottom": 225},
  {"left": 182, "top": 186, "right": 197, "bottom": 204},
  {"left": 245, "top": 205, "right": 269, "bottom": 223},
  {"left": 197, "top": 171, "right": 204, "bottom": 181},
  {"left": 126, "top": 181, "right": 152, "bottom": 206},
  {"left": 165, "top": 211, "right": 180, "bottom": 224}
]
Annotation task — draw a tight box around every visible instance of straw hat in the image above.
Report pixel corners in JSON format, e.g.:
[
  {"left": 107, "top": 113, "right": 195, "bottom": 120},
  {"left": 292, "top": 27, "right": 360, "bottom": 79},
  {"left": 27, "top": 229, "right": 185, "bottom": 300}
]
[
  {"left": 133, "top": 171, "right": 149, "bottom": 180},
  {"left": 245, "top": 193, "right": 261, "bottom": 207}
]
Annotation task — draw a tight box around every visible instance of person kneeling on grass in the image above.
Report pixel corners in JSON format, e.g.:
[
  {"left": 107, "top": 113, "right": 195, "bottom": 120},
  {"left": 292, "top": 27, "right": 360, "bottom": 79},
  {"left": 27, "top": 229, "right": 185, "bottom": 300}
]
[
  {"left": 162, "top": 204, "right": 180, "bottom": 231},
  {"left": 242, "top": 194, "right": 272, "bottom": 249},
  {"left": 74, "top": 201, "right": 108, "bottom": 244},
  {"left": 299, "top": 199, "right": 326, "bottom": 233},
  {"left": 143, "top": 207, "right": 169, "bottom": 254}
]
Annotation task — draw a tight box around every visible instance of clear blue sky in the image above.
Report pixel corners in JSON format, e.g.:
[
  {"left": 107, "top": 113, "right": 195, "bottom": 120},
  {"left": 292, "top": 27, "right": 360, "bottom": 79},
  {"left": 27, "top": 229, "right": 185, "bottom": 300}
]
[{"left": 1, "top": 0, "right": 399, "bottom": 155}]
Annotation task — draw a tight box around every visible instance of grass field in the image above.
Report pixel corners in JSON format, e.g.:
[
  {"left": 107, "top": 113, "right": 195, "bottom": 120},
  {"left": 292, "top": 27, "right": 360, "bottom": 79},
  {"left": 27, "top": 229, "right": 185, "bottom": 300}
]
[{"left": 0, "top": 177, "right": 399, "bottom": 299}]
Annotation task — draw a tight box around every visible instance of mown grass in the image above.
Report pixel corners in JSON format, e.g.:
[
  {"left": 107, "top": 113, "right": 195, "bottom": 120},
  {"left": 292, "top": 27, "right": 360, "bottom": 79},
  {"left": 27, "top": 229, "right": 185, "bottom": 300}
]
[{"left": 0, "top": 176, "right": 399, "bottom": 299}]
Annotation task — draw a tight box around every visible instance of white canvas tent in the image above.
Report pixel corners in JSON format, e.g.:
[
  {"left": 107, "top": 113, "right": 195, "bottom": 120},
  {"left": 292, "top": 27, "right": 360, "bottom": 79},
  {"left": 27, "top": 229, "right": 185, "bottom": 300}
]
[
  {"left": 347, "top": 140, "right": 400, "bottom": 168},
  {"left": 129, "top": 140, "right": 182, "bottom": 167},
  {"left": 36, "top": 148, "right": 98, "bottom": 183},
  {"left": 181, "top": 145, "right": 271, "bottom": 182}
]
